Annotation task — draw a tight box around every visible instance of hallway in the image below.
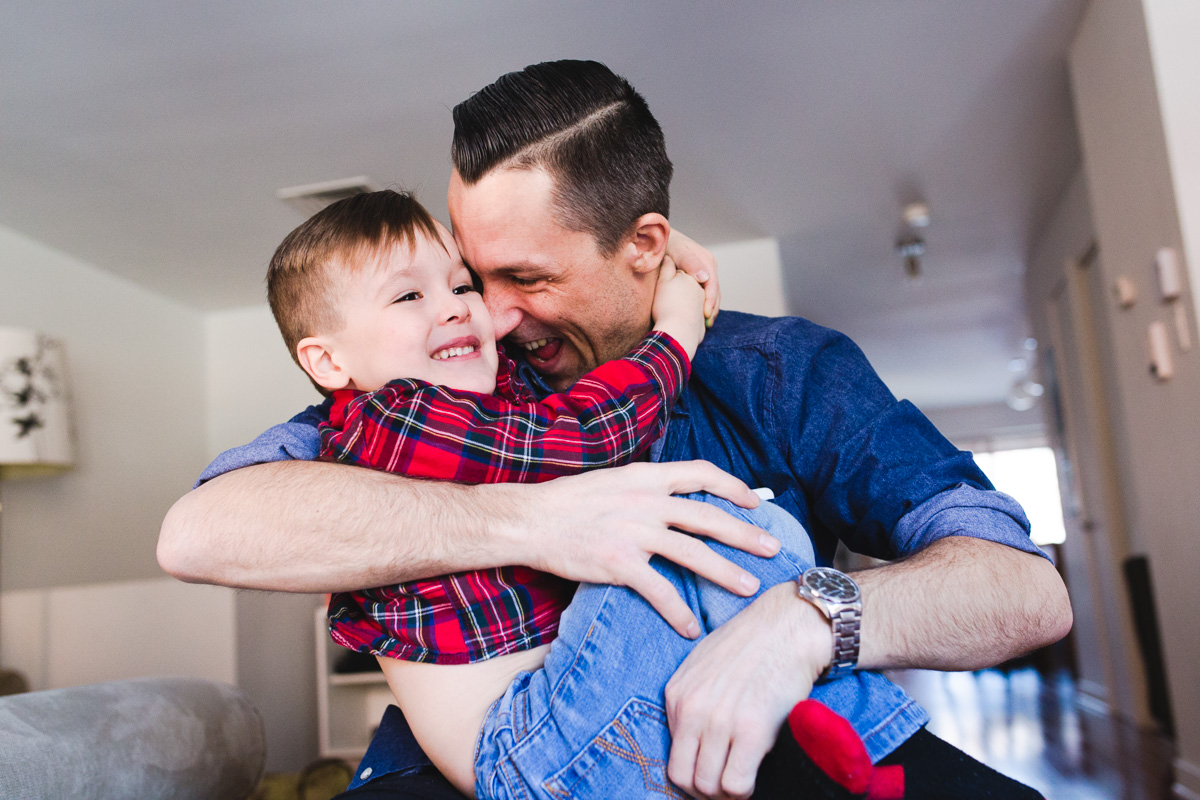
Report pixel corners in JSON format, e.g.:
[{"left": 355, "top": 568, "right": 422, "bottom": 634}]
[{"left": 891, "top": 668, "right": 1176, "bottom": 799}]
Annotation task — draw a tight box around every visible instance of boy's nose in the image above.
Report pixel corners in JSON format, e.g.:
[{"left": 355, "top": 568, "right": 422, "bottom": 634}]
[{"left": 440, "top": 292, "right": 471, "bottom": 323}]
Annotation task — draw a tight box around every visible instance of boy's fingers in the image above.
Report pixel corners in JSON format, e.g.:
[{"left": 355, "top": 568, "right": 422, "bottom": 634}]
[{"left": 660, "top": 254, "right": 678, "bottom": 280}]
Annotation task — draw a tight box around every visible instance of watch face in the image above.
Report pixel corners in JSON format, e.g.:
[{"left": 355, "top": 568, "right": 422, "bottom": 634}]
[{"left": 805, "top": 568, "right": 859, "bottom": 602}]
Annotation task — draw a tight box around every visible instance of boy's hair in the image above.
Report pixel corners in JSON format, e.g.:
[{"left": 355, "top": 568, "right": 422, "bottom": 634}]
[
  {"left": 452, "top": 60, "right": 672, "bottom": 257},
  {"left": 267, "top": 189, "right": 444, "bottom": 395}
]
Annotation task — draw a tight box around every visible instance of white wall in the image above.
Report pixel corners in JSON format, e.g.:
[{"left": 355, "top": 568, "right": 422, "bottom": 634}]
[
  {"left": 1070, "top": 0, "right": 1200, "bottom": 792},
  {"left": 0, "top": 224, "right": 236, "bottom": 691},
  {"left": 708, "top": 237, "right": 787, "bottom": 318},
  {"left": 204, "top": 305, "right": 320, "bottom": 461},
  {"left": 205, "top": 304, "right": 324, "bottom": 772},
  {"left": 1143, "top": 0, "right": 1200, "bottom": 325},
  {"left": 0, "top": 225, "right": 208, "bottom": 590}
]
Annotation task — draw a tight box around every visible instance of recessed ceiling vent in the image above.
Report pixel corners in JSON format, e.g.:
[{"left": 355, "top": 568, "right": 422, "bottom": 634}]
[{"left": 276, "top": 176, "right": 374, "bottom": 216}]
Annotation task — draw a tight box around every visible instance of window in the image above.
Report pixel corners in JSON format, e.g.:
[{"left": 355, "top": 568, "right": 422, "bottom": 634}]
[{"left": 972, "top": 447, "right": 1066, "bottom": 546}]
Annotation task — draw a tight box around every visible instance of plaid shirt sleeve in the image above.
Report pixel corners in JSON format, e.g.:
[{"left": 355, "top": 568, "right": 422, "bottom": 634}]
[{"left": 319, "top": 332, "right": 689, "bottom": 484}]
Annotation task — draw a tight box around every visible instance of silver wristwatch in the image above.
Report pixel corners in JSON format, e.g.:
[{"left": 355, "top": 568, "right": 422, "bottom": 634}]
[{"left": 795, "top": 567, "right": 862, "bottom": 680}]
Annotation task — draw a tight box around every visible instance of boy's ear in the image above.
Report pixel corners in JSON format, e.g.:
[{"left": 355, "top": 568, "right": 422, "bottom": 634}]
[
  {"left": 627, "top": 213, "right": 671, "bottom": 275},
  {"left": 296, "top": 336, "right": 351, "bottom": 391}
]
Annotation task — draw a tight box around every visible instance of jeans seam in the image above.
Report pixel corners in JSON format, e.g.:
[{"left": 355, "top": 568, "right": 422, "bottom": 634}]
[{"left": 861, "top": 698, "right": 923, "bottom": 753}]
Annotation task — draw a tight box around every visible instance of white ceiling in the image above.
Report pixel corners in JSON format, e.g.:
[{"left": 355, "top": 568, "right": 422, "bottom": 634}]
[{"left": 1, "top": 1, "right": 1088, "bottom": 410}]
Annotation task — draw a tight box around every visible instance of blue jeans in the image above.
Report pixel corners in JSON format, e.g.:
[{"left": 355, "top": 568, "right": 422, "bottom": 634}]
[{"left": 473, "top": 494, "right": 928, "bottom": 800}]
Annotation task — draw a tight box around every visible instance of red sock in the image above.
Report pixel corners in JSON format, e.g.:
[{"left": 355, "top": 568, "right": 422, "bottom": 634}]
[{"left": 786, "top": 700, "right": 873, "bottom": 795}]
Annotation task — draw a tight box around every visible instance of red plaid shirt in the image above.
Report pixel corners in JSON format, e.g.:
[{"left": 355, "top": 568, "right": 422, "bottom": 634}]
[{"left": 323, "top": 332, "right": 688, "bottom": 664}]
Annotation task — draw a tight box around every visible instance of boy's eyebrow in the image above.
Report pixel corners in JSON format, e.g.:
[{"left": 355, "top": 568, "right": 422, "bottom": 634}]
[{"left": 373, "top": 261, "right": 416, "bottom": 299}]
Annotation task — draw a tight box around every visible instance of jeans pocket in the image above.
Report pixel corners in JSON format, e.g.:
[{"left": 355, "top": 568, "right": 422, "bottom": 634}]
[{"left": 541, "top": 698, "right": 688, "bottom": 800}]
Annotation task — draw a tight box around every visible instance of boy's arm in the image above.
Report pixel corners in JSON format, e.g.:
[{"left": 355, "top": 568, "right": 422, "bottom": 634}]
[{"left": 323, "top": 333, "right": 690, "bottom": 483}]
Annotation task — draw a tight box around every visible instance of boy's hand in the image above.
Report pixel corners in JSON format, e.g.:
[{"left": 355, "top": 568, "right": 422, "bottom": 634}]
[
  {"left": 666, "top": 229, "right": 721, "bottom": 327},
  {"left": 653, "top": 256, "right": 707, "bottom": 359}
]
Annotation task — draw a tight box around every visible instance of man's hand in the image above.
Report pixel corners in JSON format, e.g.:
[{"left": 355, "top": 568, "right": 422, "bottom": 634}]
[
  {"left": 665, "top": 583, "right": 831, "bottom": 799},
  {"left": 662, "top": 536, "right": 1073, "bottom": 800},
  {"left": 510, "top": 460, "right": 780, "bottom": 638},
  {"left": 666, "top": 229, "right": 721, "bottom": 326}
]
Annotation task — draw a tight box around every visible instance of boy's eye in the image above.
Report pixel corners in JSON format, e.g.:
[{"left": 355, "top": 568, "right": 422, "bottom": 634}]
[
  {"left": 452, "top": 284, "right": 476, "bottom": 295},
  {"left": 394, "top": 291, "right": 421, "bottom": 303}
]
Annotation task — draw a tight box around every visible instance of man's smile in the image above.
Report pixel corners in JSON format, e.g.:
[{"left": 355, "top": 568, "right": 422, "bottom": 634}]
[{"left": 518, "top": 337, "right": 563, "bottom": 363}]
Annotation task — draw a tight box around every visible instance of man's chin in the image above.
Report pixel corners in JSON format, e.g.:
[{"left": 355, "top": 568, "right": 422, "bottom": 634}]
[{"left": 534, "top": 350, "right": 590, "bottom": 390}]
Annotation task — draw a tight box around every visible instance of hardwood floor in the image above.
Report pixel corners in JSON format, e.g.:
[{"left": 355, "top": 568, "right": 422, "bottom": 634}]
[{"left": 889, "top": 667, "right": 1176, "bottom": 799}]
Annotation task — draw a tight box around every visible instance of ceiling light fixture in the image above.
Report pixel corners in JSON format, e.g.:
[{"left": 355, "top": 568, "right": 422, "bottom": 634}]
[{"left": 896, "top": 201, "right": 931, "bottom": 281}]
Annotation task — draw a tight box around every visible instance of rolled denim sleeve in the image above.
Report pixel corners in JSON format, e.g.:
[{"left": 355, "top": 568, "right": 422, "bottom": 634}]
[
  {"left": 194, "top": 402, "right": 328, "bottom": 487},
  {"left": 767, "top": 318, "right": 1046, "bottom": 562},
  {"left": 891, "top": 483, "right": 1050, "bottom": 561}
]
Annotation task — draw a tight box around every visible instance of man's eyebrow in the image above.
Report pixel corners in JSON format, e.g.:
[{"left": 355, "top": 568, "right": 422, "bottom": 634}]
[{"left": 489, "top": 263, "right": 553, "bottom": 277}]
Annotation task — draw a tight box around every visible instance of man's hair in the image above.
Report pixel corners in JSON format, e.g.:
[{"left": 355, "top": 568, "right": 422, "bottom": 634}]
[
  {"left": 452, "top": 60, "right": 672, "bottom": 257},
  {"left": 267, "top": 189, "right": 444, "bottom": 394}
]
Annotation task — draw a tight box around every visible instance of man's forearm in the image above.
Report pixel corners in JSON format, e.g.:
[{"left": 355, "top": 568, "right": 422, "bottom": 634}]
[
  {"left": 854, "top": 535, "right": 1073, "bottom": 671},
  {"left": 157, "top": 460, "right": 521, "bottom": 592}
]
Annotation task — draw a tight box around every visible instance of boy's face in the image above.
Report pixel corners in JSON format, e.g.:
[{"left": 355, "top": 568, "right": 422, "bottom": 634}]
[{"left": 329, "top": 221, "right": 499, "bottom": 394}]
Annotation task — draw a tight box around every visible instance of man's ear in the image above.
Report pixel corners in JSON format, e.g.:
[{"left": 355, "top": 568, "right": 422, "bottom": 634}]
[
  {"left": 627, "top": 213, "right": 671, "bottom": 275},
  {"left": 296, "top": 336, "right": 352, "bottom": 391}
]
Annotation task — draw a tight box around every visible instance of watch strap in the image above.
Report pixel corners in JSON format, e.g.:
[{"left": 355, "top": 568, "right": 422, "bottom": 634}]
[{"left": 825, "top": 606, "right": 861, "bottom": 679}]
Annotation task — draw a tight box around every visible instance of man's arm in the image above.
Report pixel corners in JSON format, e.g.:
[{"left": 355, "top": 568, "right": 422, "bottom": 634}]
[
  {"left": 662, "top": 320, "right": 1072, "bottom": 799},
  {"left": 157, "top": 457, "right": 779, "bottom": 637},
  {"left": 664, "top": 536, "right": 1070, "bottom": 800}
]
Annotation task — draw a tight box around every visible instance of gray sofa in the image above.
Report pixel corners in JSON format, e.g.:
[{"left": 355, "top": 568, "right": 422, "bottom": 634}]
[{"left": 0, "top": 676, "right": 266, "bottom": 799}]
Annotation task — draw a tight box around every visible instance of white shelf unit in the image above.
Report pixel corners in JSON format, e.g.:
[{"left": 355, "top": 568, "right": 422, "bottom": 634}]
[{"left": 315, "top": 605, "right": 393, "bottom": 761}]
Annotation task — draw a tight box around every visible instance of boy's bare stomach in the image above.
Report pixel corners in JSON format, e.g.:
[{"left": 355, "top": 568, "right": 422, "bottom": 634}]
[{"left": 377, "top": 643, "right": 551, "bottom": 799}]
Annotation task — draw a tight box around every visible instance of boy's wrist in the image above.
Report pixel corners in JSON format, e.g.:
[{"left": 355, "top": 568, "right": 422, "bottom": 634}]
[{"left": 653, "top": 320, "right": 700, "bottom": 359}]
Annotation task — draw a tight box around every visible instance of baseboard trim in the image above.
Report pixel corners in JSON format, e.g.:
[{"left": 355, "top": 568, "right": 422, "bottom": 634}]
[
  {"left": 1174, "top": 757, "right": 1200, "bottom": 799},
  {"left": 1074, "top": 686, "right": 1111, "bottom": 717}
]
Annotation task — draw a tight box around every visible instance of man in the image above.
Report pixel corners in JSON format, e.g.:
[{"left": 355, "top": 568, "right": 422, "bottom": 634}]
[{"left": 159, "top": 60, "right": 1071, "bottom": 799}]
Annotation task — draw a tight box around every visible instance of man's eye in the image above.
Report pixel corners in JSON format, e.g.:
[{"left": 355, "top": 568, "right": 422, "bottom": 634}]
[
  {"left": 511, "top": 276, "right": 542, "bottom": 288},
  {"left": 394, "top": 291, "right": 421, "bottom": 303},
  {"left": 452, "top": 284, "right": 477, "bottom": 295}
]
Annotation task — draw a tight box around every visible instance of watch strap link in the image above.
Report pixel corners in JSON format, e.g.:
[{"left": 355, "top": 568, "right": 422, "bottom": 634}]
[{"left": 826, "top": 606, "right": 861, "bottom": 678}]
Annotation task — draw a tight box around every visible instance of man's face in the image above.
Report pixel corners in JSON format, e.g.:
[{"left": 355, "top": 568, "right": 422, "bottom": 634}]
[{"left": 448, "top": 167, "right": 653, "bottom": 391}]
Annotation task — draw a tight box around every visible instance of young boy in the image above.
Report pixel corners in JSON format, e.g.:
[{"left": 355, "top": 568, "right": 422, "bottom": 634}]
[{"left": 268, "top": 189, "right": 924, "bottom": 800}]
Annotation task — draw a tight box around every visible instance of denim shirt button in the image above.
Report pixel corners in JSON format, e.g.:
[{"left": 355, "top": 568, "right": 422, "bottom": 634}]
[{"left": 360, "top": 767, "right": 373, "bottom": 780}]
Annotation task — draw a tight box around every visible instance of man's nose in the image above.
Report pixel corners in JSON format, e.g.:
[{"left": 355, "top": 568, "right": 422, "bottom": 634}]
[{"left": 484, "top": 289, "right": 522, "bottom": 339}]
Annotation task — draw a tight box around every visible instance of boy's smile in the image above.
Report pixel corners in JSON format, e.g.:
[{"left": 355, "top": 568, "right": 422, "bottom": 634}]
[{"left": 322, "top": 221, "right": 500, "bottom": 395}]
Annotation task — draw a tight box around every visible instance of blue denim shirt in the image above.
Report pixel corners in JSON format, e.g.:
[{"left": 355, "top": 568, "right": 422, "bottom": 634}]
[{"left": 198, "top": 311, "right": 1044, "bottom": 789}]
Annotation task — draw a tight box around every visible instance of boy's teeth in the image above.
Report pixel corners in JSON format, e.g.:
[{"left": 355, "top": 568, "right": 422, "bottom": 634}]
[
  {"left": 523, "top": 338, "right": 550, "bottom": 351},
  {"left": 433, "top": 345, "right": 476, "bottom": 360}
]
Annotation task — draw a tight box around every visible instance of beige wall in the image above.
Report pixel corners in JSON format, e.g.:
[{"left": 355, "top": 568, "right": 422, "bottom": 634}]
[
  {"left": 1143, "top": 0, "right": 1200, "bottom": 324},
  {"left": 1069, "top": 0, "right": 1200, "bottom": 793},
  {"left": 0, "top": 224, "right": 236, "bottom": 700},
  {"left": 708, "top": 237, "right": 787, "bottom": 317},
  {"left": 205, "top": 305, "right": 324, "bottom": 772},
  {"left": 1025, "top": 169, "right": 1153, "bottom": 726},
  {"left": 0, "top": 225, "right": 208, "bottom": 591}
]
